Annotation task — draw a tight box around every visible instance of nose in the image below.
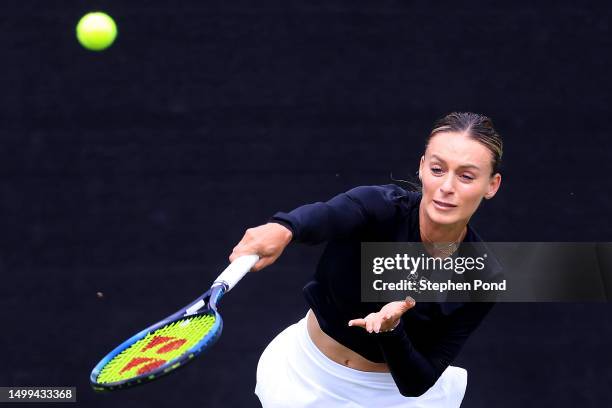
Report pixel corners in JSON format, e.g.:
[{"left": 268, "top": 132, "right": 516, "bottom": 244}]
[{"left": 439, "top": 173, "right": 455, "bottom": 194}]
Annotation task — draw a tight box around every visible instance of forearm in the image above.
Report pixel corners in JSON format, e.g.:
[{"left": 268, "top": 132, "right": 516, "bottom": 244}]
[
  {"left": 376, "top": 302, "right": 495, "bottom": 397},
  {"left": 270, "top": 185, "right": 401, "bottom": 245},
  {"left": 376, "top": 322, "right": 443, "bottom": 397},
  {"left": 270, "top": 200, "right": 362, "bottom": 244}
]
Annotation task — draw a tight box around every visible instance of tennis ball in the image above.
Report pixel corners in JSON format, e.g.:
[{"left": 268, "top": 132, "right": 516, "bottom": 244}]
[{"left": 76, "top": 12, "right": 117, "bottom": 51}]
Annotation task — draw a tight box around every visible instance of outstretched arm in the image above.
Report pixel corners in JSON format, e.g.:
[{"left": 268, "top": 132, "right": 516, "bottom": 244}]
[
  {"left": 230, "top": 185, "right": 403, "bottom": 270},
  {"left": 269, "top": 185, "right": 402, "bottom": 245},
  {"left": 350, "top": 301, "right": 495, "bottom": 397}
]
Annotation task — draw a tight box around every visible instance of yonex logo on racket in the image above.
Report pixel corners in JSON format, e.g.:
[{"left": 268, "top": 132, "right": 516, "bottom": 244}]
[
  {"left": 119, "top": 336, "right": 188, "bottom": 376},
  {"left": 119, "top": 357, "right": 166, "bottom": 375},
  {"left": 140, "top": 336, "right": 188, "bottom": 354}
]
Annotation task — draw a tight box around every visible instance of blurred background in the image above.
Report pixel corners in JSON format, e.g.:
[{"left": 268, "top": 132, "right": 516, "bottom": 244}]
[{"left": 1, "top": 0, "right": 611, "bottom": 406}]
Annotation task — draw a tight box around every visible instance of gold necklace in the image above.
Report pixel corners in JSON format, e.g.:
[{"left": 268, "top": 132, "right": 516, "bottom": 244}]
[
  {"left": 420, "top": 227, "right": 465, "bottom": 258},
  {"left": 429, "top": 242, "right": 459, "bottom": 258}
]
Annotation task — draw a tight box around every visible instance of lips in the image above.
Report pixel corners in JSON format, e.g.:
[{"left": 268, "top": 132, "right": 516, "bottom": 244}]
[{"left": 433, "top": 200, "right": 457, "bottom": 208}]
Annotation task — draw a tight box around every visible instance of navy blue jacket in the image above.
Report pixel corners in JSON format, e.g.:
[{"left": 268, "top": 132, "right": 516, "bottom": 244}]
[{"left": 270, "top": 184, "right": 495, "bottom": 397}]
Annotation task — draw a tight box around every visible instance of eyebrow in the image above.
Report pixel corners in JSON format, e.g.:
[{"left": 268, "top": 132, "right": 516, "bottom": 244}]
[{"left": 430, "top": 154, "right": 481, "bottom": 170}]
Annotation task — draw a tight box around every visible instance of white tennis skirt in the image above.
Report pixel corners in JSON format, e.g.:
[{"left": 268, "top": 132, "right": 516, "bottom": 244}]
[{"left": 255, "top": 311, "right": 467, "bottom": 408}]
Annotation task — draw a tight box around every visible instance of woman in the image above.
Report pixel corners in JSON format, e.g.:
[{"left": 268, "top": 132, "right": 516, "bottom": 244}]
[{"left": 231, "top": 112, "right": 503, "bottom": 407}]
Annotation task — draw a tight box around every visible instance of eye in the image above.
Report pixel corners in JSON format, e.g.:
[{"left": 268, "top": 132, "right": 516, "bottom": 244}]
[
  {"left": 461, "top": 174, "right": 474, "bottom": 181},
  {"left": 431, "top": 167, "right": 443, "bottom": 174}
]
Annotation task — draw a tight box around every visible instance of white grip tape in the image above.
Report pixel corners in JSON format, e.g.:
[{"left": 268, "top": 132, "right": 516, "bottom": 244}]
[{"left": 213, "top": 254, "right": 259, "bottom": 291}]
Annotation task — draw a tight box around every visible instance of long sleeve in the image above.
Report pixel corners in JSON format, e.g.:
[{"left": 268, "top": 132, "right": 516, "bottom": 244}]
[
  {"left": 376, "top": 302, "right": 495, "bottom": 397},
  {"left": 269, "top": 185, "right": 404, "bottom": 245}
]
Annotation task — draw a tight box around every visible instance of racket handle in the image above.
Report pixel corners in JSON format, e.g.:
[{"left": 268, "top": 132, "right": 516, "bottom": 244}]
[{"left": 213, "top": 254, "right": 259, "bottom": 292}]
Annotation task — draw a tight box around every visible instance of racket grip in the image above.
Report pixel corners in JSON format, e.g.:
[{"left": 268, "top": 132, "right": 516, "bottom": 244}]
[{"left": 213, "top": 254, "right": 259, "bottom": 291}]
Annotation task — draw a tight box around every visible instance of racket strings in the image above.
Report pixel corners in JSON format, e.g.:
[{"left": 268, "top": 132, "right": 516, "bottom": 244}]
[{"left": 96, "top": 314, "right": 216, "bottom": 384}]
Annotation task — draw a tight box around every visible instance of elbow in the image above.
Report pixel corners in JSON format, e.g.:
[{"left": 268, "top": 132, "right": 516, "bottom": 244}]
[
  {"left": 398, "top": 388, "right": 428, "bottom": 398},
  {"left": 397, "top": 380, "right": 436, "bottom": 398}
]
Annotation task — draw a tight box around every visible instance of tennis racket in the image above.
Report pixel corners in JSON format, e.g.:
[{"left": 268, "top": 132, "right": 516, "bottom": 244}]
[{"left": 90, "top": 254, "right": 259, "bottom": 391}]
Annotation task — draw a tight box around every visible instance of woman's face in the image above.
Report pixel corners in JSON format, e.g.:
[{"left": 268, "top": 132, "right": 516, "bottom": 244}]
[{"left": 418, "top": 131, "right": 501, "bottom": 227}]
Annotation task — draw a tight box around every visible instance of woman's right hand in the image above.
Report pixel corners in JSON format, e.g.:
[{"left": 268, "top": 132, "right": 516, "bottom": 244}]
[{"left": 229, "top": 222, "right": 293, "bottom": 272}]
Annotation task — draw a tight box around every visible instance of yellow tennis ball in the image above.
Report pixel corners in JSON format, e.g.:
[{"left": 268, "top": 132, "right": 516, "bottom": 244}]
[{"left": 76, "top": 12, "right": 117, "bottom": 51}]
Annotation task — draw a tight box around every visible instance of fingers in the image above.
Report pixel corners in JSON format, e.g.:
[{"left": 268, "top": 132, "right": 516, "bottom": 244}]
[
  {"left": 366, "top": 315, "right": 374, "bottom": 333},
  {"left": 229, "top": 250, "right": 253, "bottom": 264},
  {"left": 392, "top": 296, "right": 415, "bottom": 313},
  {"left": 228, "top": 223, "right": 292, "bottom": 270},
  {"left": 373, "top": 314, "right": 392, "bottom": 333},
  {"left": 348, "top": 302, "right": 410, "bottom": 334},
  {"left": 403, "top": 296, "right": 416, "bottom": 311},
  {"left": 229, "top": 230, "right": 262, "bottom": 266},
  {"left": 349, "top": 313, "right": 388, "bottom": 333},
  {"left": 374, "top": 319, "right": 382, "bottom": 333},
  {"left": 348, "top": 318, "right": 366, "bottom": 328},
  {"left": 230, "top": 251, "right": 267, "bottom": 271},
  {"left": 252, "top": 260, "right": 264, "bottom": 272},
  {"left": 252, "top": 258, "right": 269, "bottom": 272},
  {"left": 229, "top": 241, "right": 249, "bottom": 263}
]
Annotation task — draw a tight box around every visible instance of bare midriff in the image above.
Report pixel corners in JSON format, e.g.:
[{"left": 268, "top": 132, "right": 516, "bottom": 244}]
[{"left": 306, "top": 308, "right": 390, "bottom": 373}]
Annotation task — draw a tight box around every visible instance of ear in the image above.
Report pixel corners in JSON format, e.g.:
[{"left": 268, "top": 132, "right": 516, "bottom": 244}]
[
  {"left": 484, "top": 173, "right": 502, "bottom": 199},
  {"left": 418, "top": 156, "right": 425, "bottom": 180}
]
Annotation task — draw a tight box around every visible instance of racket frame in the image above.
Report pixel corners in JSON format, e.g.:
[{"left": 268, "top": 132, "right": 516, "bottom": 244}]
[
  {"left": 90, "top": 285, "right": 224, "bottom": 391},
  {"left": 90, "top": 255, "right": 258, "bottom": 391}
]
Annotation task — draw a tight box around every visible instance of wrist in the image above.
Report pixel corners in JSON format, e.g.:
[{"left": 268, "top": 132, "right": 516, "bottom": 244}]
[
  {"left": 382, "top": 319, "right": 401, "bottom": 333},
  {"left": 268, "top": 222, "right": 293, "bottom": 244},
  {"left": 377, "top": 318, "right": 403, "bottom": 337}
]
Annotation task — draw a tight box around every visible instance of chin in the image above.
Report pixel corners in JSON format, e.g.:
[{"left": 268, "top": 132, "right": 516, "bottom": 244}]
[{"left": 427, "top": 204, "right": 459, "bottom": 225}]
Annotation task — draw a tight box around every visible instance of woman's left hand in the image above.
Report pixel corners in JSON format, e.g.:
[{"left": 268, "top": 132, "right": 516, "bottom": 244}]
[{"left": 348, "top": 297, "right": 416, "bottom": 333}]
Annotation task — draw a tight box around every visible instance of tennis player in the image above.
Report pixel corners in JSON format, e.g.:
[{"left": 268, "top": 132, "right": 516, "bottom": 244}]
[{"left": 231, "top": 112, "right": 503, "bottom": 407}]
